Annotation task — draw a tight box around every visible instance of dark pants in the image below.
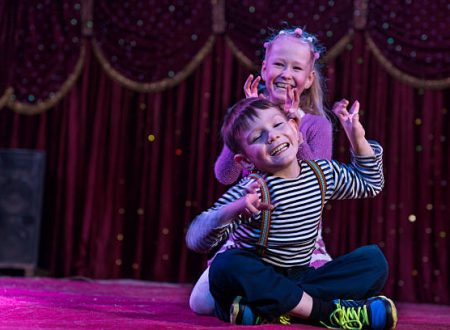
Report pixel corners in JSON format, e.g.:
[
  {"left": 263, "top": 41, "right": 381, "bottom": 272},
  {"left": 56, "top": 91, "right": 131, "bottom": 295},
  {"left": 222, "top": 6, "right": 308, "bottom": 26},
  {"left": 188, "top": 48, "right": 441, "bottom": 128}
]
[{"left": 209, "top": 244, "right": 388, "bottom": 322}]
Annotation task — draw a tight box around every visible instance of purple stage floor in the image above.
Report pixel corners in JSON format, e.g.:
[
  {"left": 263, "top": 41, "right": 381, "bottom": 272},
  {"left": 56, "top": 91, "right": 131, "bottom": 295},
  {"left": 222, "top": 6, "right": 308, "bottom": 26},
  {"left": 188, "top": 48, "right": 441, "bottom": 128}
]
[{"left": 0, "top": 277, "right": 449, "bottom": 329}]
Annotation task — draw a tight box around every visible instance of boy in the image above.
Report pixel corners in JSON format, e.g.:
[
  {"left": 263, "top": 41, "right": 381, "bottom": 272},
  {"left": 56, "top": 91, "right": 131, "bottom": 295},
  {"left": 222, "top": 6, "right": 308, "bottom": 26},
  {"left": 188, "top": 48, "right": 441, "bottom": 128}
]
[{"left": 186, "top": 97, "right": 397, "bottom": 329}]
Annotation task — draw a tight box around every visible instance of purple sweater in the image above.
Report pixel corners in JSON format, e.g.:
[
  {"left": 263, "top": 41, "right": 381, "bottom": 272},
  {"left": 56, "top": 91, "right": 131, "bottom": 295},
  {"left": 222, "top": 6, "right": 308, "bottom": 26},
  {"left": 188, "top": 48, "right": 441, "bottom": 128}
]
[{"left": 214, "top": 113, "right": 333, "bottom": 184}]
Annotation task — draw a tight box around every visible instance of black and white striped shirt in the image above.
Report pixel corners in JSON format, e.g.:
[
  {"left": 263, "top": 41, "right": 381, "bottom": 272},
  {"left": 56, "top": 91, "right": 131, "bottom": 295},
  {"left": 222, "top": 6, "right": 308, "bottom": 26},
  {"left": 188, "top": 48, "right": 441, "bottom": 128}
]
[{"left": 187, "top": 141, "right": 384, "bottom": 268}]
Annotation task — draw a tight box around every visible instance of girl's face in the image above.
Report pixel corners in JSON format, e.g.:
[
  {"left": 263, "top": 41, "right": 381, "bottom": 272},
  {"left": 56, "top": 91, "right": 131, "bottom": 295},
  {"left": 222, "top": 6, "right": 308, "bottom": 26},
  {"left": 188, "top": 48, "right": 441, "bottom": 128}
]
[{"left": 261, "top": 36, "right": 315, "bottom": 106}]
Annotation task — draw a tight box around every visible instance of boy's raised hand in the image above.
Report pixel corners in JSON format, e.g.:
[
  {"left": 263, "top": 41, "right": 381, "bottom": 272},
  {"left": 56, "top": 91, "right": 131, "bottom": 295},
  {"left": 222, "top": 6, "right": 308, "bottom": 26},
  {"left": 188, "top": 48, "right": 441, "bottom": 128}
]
[
  {"left": 244, "top": 74, "right": 264, "bottom": 98},
  {"left": 238, "top": 180, "right": 274, "bottom": 216},
  {"left": 332, "top": 99, "right": 374, "bottom": 156}
]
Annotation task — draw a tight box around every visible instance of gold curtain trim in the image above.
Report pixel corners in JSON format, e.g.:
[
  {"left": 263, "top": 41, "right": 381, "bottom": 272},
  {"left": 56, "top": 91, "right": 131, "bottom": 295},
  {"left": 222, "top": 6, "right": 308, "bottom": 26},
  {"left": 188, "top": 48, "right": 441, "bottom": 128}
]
[
  {"left": 366, "top": 33, "right": 450, "bottom": 90},
  {"left": 91, "top": 35, "right": 216, "bottom": 93},
  {"left": 0, "top": 87, "right": 13, "bottom": 111},
  {"left": 321, "top": 32, "right": 354, "bottom": 63},
  {"left": 225, "top": 36, "right": 258, "bottom": 71},
  {"left": 226, "top": 32, "right": 354, "bottom": 71},
  {"left": 7, "top": 41, "right": 86, "bottom": 115}
]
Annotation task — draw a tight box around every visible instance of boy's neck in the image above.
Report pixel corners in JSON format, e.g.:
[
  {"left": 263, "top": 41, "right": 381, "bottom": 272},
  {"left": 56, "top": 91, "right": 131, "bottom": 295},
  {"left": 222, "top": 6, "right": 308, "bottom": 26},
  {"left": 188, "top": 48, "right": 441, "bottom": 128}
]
[{"left": 259, "top": 160, "right": 301, "bottom": 179}]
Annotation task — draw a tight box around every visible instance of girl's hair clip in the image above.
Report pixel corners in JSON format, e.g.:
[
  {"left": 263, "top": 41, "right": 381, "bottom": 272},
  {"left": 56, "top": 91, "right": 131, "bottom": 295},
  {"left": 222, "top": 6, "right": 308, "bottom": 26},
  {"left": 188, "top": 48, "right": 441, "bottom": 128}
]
[
  {"left": 278, "top": 30, "right": 286, "bottom": 35},
  {"left": 313, "top": 52, "right": 320, "bottom": 60},
  {"left": 306, "top": 37, "right": 313, "bottom": 43},
  {"left": 294, "top": 28, "right": 303, "bottom": 36}
]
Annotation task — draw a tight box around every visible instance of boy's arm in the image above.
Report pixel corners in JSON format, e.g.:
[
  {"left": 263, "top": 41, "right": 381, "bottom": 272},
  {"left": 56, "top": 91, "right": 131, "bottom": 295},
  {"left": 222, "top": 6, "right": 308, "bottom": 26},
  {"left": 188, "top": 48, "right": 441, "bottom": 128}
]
[
  {"left": 185, "top": 181, "right": 273, "bottom": 253},
  {"left": 323, "top": 99, "right": 384, "bottom": 200},
  {"left": 332, "top": 99, "right": 373, "bottom": 156}
]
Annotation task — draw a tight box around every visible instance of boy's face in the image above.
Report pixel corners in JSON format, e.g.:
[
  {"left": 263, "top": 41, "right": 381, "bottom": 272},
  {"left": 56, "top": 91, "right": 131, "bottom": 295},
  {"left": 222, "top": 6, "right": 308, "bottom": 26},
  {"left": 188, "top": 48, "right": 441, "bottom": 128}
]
[
  {"left": 261, "top": 36, "right": 315, "bottom": 106},
  {"left": 234, "top": 107, "right": 300, "bottom": 178}
]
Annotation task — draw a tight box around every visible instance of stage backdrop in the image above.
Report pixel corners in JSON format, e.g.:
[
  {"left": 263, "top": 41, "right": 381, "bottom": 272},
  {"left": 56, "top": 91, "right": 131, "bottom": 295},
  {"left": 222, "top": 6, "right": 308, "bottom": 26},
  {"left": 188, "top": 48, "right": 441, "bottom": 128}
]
[{"left": 0, "top": 0, "right": 449, "bottom": 305}]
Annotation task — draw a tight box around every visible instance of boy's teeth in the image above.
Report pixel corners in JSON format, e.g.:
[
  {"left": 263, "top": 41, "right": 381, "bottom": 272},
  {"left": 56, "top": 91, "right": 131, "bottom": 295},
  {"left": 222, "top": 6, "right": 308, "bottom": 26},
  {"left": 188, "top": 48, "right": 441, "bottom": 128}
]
[{"left": 271, "top": 143, "right": 289, "bottom": 156}]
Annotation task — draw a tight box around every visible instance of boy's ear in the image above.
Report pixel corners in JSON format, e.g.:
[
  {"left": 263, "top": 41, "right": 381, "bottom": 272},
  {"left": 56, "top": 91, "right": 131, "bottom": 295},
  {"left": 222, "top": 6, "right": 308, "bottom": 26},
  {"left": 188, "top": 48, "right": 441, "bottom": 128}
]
[
  {"left": 304, "top": 70, "right": 315, "bottom": 90},
  {"left": 234, "top": 153, "right": 255, "bottom": 171},
  {"left": 288, "top": 119, "right": 300, "bottom": 139}
]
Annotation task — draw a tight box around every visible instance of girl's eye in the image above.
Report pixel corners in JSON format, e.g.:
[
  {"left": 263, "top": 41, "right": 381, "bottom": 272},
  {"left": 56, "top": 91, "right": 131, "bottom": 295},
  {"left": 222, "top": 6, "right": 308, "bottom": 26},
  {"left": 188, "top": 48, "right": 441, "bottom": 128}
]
[
  {"left": 294, "top": 66, "right": 302, "bottom": 71},
  {"left": 274, "top": 122, "right": 284, "bottom": 128},
  {"left": 273, "top": 62, "right": 283, "bottom": 67}
]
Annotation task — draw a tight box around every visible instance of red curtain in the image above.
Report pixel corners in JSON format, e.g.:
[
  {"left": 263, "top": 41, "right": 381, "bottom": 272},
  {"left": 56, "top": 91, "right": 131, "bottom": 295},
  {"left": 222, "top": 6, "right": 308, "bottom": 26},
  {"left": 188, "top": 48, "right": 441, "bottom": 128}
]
[{"left": 1, "top": 0, "right": 449, "bottom": 305}]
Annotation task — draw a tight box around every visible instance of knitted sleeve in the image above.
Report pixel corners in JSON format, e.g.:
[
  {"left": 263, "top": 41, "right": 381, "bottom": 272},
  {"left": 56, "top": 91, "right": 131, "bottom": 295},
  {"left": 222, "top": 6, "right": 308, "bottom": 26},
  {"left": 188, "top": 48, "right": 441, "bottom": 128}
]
[
  {"left": 297, "top": 114, "right": 333, "bottom": 161},
  {"left": 214, "top": 144, "right": 242, "bottom": 185}
]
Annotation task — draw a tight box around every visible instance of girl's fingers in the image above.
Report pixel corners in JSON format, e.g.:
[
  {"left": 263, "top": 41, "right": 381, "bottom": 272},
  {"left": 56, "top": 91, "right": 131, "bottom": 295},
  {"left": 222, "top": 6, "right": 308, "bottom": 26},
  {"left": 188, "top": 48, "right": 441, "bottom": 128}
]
[
  {"left": 251, "top": 76, "right": 261, "bottom": 92},
  {"left": 244, "top": 75, "right": 254, "bottom": 97}
]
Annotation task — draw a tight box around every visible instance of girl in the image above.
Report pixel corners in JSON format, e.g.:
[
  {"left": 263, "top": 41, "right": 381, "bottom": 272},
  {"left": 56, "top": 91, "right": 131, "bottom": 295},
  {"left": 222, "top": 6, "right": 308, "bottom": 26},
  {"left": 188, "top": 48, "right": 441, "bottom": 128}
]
[{"left": 190, "top": 27, "right": 334, "bottom": 315}]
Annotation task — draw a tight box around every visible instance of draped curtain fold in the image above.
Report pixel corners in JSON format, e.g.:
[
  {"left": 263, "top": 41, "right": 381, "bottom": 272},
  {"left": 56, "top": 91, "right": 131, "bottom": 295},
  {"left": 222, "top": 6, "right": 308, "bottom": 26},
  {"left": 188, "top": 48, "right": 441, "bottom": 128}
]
[{"left": 0, "top": 0, "right": 449, "bottom": 305}]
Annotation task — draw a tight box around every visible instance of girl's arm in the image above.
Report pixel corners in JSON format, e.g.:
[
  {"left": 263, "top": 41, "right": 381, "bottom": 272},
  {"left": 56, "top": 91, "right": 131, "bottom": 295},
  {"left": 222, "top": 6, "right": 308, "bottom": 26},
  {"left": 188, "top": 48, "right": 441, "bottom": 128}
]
[
  {"left": 214, "top": 144, "right": 243, "bottom": 185},
  {"left": 297, "top": 114, "right": 333, "bottom": 160}
]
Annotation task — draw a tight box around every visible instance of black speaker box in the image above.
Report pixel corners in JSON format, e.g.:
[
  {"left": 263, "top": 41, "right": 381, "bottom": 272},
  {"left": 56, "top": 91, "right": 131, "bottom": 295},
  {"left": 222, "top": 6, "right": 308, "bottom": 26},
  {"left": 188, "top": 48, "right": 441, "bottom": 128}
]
[{"left": 0, "top": 149, "right": 45, "bottom": 272}]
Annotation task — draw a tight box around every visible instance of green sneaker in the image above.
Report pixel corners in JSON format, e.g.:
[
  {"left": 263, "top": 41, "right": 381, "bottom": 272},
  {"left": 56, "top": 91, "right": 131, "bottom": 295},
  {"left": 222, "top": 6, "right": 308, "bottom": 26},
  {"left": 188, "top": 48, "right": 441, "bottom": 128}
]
[
  {"left": 321, "top": 296, "right": 397, "bottom": 330},
  {"left": 230, "top": 296, "right": 292, "bottom": 325}
]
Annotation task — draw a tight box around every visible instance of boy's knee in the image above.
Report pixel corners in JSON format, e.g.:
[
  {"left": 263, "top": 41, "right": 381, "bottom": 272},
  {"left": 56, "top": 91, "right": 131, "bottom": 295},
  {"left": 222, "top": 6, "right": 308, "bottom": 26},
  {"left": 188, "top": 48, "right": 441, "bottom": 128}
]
[
  {"left": 366, "top": 244, "right": 388, "bottom": 272},
  {"left": 361, "top": 244, "right": 389, "bottom": 291},
  {"left": 210, "top": 251, "right": 239, "bottom": 280}
]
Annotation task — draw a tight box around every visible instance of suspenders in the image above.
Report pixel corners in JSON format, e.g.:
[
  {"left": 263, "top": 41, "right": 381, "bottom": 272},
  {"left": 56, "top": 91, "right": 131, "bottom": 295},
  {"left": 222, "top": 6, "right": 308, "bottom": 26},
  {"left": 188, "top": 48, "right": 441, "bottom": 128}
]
[
  {"left": 248, "top": 173, "right": 272, "bottom": 256},
  {"left": 304, "top": 160, "right": 327, "bottom": 211},
  {"left": 249, "top": 160, "right": 327, "bottom": 256}
]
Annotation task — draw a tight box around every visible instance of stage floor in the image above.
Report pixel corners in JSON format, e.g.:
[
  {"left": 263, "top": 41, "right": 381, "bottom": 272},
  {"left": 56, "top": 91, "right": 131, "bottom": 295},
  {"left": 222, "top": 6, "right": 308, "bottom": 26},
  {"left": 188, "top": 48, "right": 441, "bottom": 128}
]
[{"left": 0, "top": 277, "right": 449, "bottom": 329}]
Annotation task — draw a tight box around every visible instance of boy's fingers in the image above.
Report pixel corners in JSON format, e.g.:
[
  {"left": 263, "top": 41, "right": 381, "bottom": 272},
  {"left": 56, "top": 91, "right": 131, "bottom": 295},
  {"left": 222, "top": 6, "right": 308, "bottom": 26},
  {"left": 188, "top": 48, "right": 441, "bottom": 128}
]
[
  {"left": 243, "top": 180, "right": 260, "bottom": 194},
  {"left": 259, "top": 202, "right": 275, "bottom": 211},
  {"left": 349, "top": 100, "right": 360, "bottom": 115}
]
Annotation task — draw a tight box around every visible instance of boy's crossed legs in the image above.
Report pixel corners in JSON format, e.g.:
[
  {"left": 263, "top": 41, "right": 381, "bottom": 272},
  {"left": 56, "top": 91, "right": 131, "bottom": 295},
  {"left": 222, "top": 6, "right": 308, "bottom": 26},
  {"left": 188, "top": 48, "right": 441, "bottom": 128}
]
[{"left": 209, "top": 245, "right": 397, "bottom": 329}]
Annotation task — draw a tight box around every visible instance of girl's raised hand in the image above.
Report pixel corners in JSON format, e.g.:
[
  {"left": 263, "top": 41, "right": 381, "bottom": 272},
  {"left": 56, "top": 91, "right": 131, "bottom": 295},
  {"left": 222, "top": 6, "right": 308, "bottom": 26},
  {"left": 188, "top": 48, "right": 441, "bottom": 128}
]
[
  {"left": 244, "top": 74, "right": 263, "bottom": 98},
  {"left": 284, "top": 85, "right": 302, "bottom": 123}
]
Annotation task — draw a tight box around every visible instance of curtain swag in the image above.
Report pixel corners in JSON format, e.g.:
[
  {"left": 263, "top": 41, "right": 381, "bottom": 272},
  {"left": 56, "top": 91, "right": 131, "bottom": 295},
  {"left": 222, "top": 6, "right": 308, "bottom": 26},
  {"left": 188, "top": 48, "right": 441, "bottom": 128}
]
[
  {"left": 91, "top": 35, "right": 216, "bottom": 94},
  {"left": 366, "top": 33, "right": 450, "bottom": 90},
  {"left": 0, "top": 87, "right": 13, "bottom": 111},
  {"left": 2, "top": 43, "right": 86, "bottom": 115}
]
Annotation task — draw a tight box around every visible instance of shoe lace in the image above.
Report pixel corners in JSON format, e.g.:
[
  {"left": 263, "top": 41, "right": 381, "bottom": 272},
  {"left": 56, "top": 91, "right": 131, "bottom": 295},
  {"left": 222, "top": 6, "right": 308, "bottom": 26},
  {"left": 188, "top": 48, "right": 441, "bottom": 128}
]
[
  {"left": 320, "top": 300, "right": 369, "bottom": 330},
  {"left": 278, "top": 315, "right": 291, "bottom": 325}
]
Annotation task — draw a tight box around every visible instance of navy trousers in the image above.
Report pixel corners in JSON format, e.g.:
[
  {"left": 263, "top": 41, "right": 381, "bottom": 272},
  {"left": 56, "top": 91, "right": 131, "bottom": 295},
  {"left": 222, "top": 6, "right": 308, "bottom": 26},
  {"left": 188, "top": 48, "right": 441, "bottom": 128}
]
[{"left": 209, "top": 244, "right": 388, "bottom": 322}]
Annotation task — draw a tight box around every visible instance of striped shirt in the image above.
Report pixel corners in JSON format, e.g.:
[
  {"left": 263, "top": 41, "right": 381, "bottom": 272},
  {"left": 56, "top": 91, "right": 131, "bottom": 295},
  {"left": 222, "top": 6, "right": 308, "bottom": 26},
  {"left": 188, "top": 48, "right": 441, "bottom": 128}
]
[{"left": 187, "top": 142, "right": 384, "bottom": 268}]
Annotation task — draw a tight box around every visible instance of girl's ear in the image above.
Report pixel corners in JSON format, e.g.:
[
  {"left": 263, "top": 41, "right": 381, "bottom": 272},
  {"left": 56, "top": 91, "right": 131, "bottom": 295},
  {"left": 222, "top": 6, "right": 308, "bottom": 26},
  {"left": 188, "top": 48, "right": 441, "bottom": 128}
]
[
  {"left": 234, "top": 153, "right": 255, "bottom": 171},
  {"left": 260, "top": 60, "right": 267, "bottom": 81},
  {"left": 304, "top": 70, "right": 315, "bottom": 90}
]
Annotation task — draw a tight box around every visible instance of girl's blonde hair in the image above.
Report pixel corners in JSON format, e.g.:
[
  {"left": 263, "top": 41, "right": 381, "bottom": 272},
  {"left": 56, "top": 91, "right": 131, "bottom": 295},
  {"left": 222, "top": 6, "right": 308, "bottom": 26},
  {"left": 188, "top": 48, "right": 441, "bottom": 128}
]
[{"left": 263, "top": 27, "right": 328, "bottom": 119}]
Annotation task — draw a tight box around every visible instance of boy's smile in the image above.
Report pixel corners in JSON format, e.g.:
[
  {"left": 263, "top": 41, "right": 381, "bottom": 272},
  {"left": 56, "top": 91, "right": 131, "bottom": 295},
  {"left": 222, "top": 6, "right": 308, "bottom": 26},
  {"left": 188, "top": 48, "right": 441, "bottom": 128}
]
[{"left": 234, "top": 107, "right": 300, "bottom": 178}]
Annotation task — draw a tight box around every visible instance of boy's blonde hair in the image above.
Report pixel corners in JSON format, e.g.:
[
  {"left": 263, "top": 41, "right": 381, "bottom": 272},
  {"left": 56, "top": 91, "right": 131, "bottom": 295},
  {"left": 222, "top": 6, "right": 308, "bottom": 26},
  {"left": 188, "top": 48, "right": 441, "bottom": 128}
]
[{"left": 221, "top": 98, "right": 288, "bottom": 154}]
